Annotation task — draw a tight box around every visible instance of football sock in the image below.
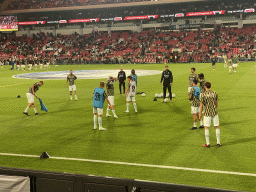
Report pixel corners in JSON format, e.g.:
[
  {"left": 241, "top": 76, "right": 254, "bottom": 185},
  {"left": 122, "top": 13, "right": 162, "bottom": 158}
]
[
  {"left": 107, "top": 108, "right": 110, "bottom": 115},
  {"left": 75, "top": 95, "right": 78, "bottom": 99},
  {"left": 98, "top": 116, "right": 102, "bottom": 128},
  {"left": 112, "top": 110, "right": 116, "bottom": 115},
  {"left": 229, "top": 68, "right": 231, "bottom": 73},
  {"left": 193, "top": 122, "right": 197, "bottom": 127},
  {"left": 200, "top": 120, "right": 203, "bottom": 126},
  {"left": 94, "top": 115, "right": 97, "bottom": 128},
  {"left": 133, "top": 103, "right": 137, "bottom": 111},
  {"left": 34, "top": 108, "right": 37, "bottom": 113},
  {"left": 216, "top": 128, "right": 220, "bottom": 144},
  {"left": 205, "top": 129, "right": 210, "bottom": 145},
  {"left": 127, "top": 103, "right": 129, "bottom": 111},
  {"left": 70, "top": 95, "right": 72, "bottom": 99},
  {"left": 24, "top": 106, "right": 29, "bottom": 112}
]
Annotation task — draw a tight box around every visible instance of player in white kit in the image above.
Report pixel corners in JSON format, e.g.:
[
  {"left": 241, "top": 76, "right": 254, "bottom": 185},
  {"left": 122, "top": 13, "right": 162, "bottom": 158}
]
[{"left": 124, "top": 76, "right": 137, "bottom": 113}]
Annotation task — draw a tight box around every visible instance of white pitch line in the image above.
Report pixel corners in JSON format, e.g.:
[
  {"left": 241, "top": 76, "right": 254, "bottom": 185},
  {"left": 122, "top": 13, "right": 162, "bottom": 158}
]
[{"left": 0, "top": 152, "right": 256, "bottom": 177}]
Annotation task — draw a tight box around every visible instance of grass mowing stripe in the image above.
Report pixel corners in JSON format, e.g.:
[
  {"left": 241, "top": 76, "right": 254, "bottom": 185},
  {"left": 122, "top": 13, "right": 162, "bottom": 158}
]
[{"left": 1, "top": 152, "right": 256, "bottom": 177}]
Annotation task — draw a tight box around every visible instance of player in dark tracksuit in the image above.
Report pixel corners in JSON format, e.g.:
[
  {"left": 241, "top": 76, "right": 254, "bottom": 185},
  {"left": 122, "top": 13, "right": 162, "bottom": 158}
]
[
  {"left": 160, "top": 66, "right": 173, "bottom": 102},
  {"left": 117, "top": 67, "right": 126, "bottom": 94}
]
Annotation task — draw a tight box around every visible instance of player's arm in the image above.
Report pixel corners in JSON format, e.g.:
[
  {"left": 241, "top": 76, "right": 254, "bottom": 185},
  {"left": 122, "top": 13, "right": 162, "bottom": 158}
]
[
  {"left": 104, "top": 92, "right": 111, "bottom": 107},
  {"left": 66, "top": 78, "right": 69, "bottom": 87},
  {"left": 74, "top": 75, "right": 77, "bottom": 80},
  {"left": 31, "top": 84, "right": 39, "bottom": 99},
  {"left": 188, "top": 92, "right": 192, "bottom": 100},
  {"left": 124, "top": 83, "right": 130, "bottom": 97},
  {"left": 170, "top": 72, "right": 173, "bottom": 85},
  {"left": 160, "top": 72, "right": 164, "bottom": 84},
  {"left": 199, "top": 102, "right": 204, "bottom": 119}
]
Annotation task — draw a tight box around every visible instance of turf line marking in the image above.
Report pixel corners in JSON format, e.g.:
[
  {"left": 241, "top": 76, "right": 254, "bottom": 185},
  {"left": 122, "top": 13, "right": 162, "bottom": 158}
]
[{"left": 0, "top": 152, "right": 255, "bottom": 177}]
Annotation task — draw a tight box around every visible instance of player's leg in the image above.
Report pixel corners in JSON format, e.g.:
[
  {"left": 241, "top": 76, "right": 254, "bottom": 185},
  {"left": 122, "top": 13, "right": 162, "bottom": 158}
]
[
  {"left": 162, "top": 85, "right": 167, "bottom": 102},
  {"left": 229, "top": 66, "right": 232, "bottom": 74},
  {"left": 123, "top": 82, "right": 126, "bottom": 94},
  {"left": 69, "top": 91, "right": 73, "bottom": 100},
  {"left": 168, "top": 85, "right": 172, "bottom": 102},
  {"left": 233, "top": 64, "right": 237, "bottom": 73},
  {"left": 202, "top": 116, "right": 211, "bottom": 147},
  {"left": 198, "top": 111, "right": 204, "bottom": 128},
  {"left": 69, "top": 86, "right": 73, "bottom": 100},
  {"left": 73, "top": 85, "right": 78, "bottom": 100},
  {"left": 98, "top": 108, "right": 106, "bottom": 130},
  {"left": 110, "top": 96, "right": 118, "bottom": 118},
  {"left": 32, "top": 103, "right": 38, "bottom": 115},
  {"left": 24, "top": 93, "right": 34, "bottom": 115},
  {"left": 213, "top": 114, "right": 220, "bottom": 146},
  {"left": 125, "top": 97, "right": 130, "bottom": 113},
  {"left": 119, "top": 82, "right": 122, "bottom": 94},
  {"left": 93, "top": 108, "right": 97, "bottom": 130},
  {"left": 190, "top": 107, "right": 198, "bottom": 130},
  {"left": 132, "top": 97, "right": 137, "bottom": 112},
  {"left": 106, "top": 104, "right": 111, "bottom": 117}
]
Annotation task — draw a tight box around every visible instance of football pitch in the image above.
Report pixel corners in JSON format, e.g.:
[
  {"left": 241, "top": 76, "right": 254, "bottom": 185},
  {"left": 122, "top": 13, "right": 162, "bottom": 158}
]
[{"left": 0, "top": 63, "right": 256, "bottom": 191}]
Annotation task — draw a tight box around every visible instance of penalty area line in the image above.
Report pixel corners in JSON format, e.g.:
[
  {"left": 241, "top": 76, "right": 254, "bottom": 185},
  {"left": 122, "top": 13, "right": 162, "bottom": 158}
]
[{"left": 0, "top": 152, "right": 255, "bottom": 177}]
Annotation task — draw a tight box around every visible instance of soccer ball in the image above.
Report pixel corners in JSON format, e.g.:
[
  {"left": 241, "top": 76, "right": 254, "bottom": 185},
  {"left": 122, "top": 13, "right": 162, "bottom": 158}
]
[
  {"left": 172, "top": 94, "right": 176, "bottom": 98},
  {"left": 164, "top": 98, "right": 168, "bottom": 102},
  {"left": 155, "top": 93, "right": 159, "bottom": 97},
  {"left": 166, "top": 93, "right": 170, "bottom": 97},
  {"left": 160, "top": 93, "right": 164, "bottom": 98},
  {"left": 142, "top": 93, "right": 146, "bottom": 97}
]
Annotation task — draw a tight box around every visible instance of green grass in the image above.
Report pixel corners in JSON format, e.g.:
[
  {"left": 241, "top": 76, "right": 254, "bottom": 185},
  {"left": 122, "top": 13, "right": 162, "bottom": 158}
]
[{"left": 0, "top": 63, "right": 256, "bottom": 191}]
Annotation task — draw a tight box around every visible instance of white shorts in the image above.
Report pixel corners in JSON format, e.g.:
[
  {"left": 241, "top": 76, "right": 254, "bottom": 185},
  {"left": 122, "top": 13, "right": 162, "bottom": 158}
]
[
  {"left": 191, "top": 106, "right": 200, "bottom": 114},
  {"left": 204, "top": 114, "right": 219, "bottom": 127},
  {"left": 126, "top": 96, "right": 136, "bottom": 102},
  {"left": 108, "top": 96, "right": 114, "bottom": 106},
  {"left": 69, "top": 85, "right": 76, "bottom": 91},
  {"left": 188, "top": 87, "right": 192, "bottom": 93},
  {"left": 26, "top": 93, "right": 34, "bottom": 103},
  {"left": 233, "top": 64, "right": 237, "bottom": 68},
  {"left": 93, "top": 107, "right": 103, "bottom": 115}
]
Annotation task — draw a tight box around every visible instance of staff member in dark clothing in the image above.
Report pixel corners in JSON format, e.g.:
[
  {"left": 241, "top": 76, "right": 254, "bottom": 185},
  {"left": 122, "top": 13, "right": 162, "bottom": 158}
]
[
  {"left": 117, "top": 67, "right": 126, "bottom": 94},
  {"left": 160, "top": 66, "right": 173, "bottom": 103}
]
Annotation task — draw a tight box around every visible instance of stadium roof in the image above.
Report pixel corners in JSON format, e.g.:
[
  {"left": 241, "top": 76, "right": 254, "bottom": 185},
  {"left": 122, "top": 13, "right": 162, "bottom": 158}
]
[{"left": 1, "top": 0, "right": 207, "bottom": 14}]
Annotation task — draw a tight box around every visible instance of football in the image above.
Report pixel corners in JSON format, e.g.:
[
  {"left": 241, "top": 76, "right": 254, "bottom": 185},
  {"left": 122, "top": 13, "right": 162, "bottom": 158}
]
[
  {"left": 142, "top": 93, "right": 146, "bottom": 97},
  {"left": 164, "top": 98, "right": 168, "bottom": 102}
]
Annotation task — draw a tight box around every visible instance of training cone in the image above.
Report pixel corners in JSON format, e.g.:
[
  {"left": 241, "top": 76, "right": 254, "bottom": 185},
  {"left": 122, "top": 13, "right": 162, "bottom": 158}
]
[
  {"left": 17, "top": 95, "right": 21, "bottom": 98},
  {"left": 153, "top": 98, "right": 157, "bottom": 101},
  {"left": 40, "top": 152, "right": 50, "bottom": 159}
]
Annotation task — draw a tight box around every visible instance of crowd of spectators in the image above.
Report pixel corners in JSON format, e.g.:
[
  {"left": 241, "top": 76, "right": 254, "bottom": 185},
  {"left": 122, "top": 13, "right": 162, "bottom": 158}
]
[
  {"left": 7, "top": 0, "right": 153, "bottom": 10},
  {"left": 1, "top": 26, "right": 256, "bottom": 66}
]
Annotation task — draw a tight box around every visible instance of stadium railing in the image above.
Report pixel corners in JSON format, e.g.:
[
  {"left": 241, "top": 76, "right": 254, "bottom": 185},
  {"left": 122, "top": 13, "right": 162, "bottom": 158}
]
[{"left": 0, "top": 166, "right": 238, "bottom": 192}]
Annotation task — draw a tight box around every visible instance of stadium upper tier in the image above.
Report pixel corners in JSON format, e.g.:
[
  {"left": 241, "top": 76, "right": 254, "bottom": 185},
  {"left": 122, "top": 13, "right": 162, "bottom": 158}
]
[
  {"left": 5, "top": 0, "right": 173, "bottom": 11},
  {"left": 0, "top": 26, "right": 255, "bottom": 64},
  {"left": 3, "top": 0, "right": 255, "bottom": 13}
]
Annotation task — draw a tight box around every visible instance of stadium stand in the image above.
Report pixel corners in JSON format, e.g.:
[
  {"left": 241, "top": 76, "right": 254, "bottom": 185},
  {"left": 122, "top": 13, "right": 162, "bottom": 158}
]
[
  {"left": 1, "top": 26, "right": 256, "bottom": 65},
  {"left": 7, "top": 0, "right": 153, "bottom": 10}
]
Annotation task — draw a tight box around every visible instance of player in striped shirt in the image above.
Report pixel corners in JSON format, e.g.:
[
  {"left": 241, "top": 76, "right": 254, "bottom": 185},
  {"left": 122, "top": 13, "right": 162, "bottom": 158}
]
[
  {"left": 199, "top": 81, "right": 221, "bottom": 148},
  {"left": 106, "top": 76, "right": 118, "bottom": 118},
  {"left": 189, "top": 80, "right": 204, "bottom": 130}
]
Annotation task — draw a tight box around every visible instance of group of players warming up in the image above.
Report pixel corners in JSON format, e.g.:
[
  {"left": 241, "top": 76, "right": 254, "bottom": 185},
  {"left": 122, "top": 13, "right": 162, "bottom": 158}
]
[
  {"left": 188, "top": 67, "right": 221, "bottom": 148},
  {"left": 23, "top": 65, "right": 221, "bottom": 147}
]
